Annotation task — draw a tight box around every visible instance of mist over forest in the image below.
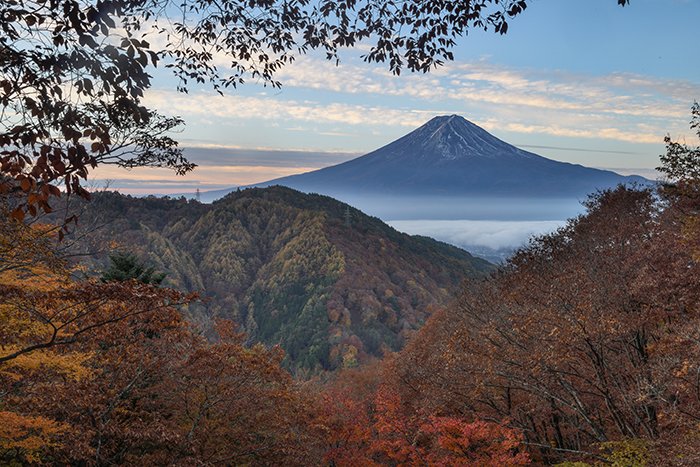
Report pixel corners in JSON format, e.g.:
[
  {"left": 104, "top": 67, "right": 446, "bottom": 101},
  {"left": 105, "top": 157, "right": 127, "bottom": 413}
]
[
  {"left": 388, "top": 218, "right": 567, "bottom": 262},
  {"left": 308, "top": 193, "right": 586, "bottom": 221}
]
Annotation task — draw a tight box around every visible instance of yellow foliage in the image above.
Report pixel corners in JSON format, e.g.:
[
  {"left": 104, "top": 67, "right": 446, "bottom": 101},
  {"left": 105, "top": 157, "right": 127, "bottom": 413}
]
[
  {"left": 0, "top": 219, "right": 89, "bottom": 463},
  {"left": 0, "top": 220, "right": 92, "bottom": 378},
  {"left": 0, "top": 223, "right": 71, "bottom": 337},
  {"left": 0, "top": 302, "right": 53, "bottom": 343},
  {"left": 1, "top": 346, "right": 92, "bottom": 381},
  {"left": 342, "top": 345, "right": 359, "bottom": 368},
  {"left": 597, "top": 439, "right": 649, "bottom": 467},
  {"left": 0, "top": 411, "right": 67, "bottom": 463},
  {"left": 549, "top": 439, "right": 649, "bottom": 467},
  {"left": 0, "top": 221, "right": 64, "bottom": 277},
  {"left": 0, "top": 262, "right": 69, "bottom": 291}
]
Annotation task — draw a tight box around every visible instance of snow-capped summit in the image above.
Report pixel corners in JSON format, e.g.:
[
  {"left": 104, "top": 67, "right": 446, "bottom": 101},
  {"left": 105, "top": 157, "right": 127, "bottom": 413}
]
[{"left": 380, "top": 115, "right": 537, "bottom": 162}]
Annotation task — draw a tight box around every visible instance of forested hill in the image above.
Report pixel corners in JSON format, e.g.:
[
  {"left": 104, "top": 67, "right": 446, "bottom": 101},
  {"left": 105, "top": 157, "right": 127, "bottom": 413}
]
[{"left": 78, "top": 186, "right": 493, "bottom": 374}]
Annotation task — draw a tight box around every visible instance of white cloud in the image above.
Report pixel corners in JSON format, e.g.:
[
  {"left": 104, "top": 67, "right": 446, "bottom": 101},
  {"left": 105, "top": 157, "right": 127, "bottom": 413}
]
[
  {"left": 388, "top": 219, "right": 566, "bottom": 250},
  {"left": 145, "top": 81, "right": 676, "bottom": 146},
  {"left": 143, "top": 89, "right": 435, "bottom": 128},
  {"left": 264, "top": 56, "right": 698, "bottom": 144},
  {"left": 91, "top": 163, "right": 322, "bottom": 190}
]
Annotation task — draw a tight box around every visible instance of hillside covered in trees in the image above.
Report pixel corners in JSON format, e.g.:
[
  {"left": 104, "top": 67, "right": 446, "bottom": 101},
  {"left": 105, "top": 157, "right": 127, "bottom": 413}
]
[
  {"left": 0, "top": 220, "right": 525, "bottom": 465},
  {"left": 72, "top": 186, "right": 493, "bottom": 373}
]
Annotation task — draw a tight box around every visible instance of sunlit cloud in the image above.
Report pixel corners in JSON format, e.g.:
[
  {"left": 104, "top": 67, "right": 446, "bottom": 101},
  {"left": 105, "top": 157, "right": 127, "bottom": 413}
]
[
  {"left": 87, "top": 146, "right": 362, "bottom": 195},
  {"left": 144, "top": 90, "right": 433, "bottom": 128},
  {"left": 91, "top": 163, "right": 325, "bottom": 194},
  {"left": 269, "top": 56, "right": 697, "bottom": 143},
  {"left": 178, "top": 147, "right": 358, "bottom": 168},
  {"left": 145, "top": 87, "right": 670, "bottom": 146}
]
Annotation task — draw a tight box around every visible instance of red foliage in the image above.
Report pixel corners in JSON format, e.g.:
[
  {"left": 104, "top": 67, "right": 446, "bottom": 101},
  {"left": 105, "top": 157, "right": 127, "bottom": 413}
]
[{"left": 317, "top": 364, "right": 530, "bottom": 466}]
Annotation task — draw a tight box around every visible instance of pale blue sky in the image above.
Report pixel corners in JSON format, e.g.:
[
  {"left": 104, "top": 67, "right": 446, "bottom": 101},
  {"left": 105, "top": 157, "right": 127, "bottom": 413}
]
[{"left": 94, "top": 0, "right": 700, "bottom": 194}]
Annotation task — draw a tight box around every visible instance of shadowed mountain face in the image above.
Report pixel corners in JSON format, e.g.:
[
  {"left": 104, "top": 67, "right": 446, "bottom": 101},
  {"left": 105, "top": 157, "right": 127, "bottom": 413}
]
[{"left": 255, "top": 115, "right": 648, "bottom": 198}]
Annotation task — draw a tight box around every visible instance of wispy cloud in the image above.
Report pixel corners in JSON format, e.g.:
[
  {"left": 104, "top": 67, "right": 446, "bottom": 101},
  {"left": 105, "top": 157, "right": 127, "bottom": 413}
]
[
  {"left": 279, "top": 57, "right": 697, "bottom": 119},
  {"left": 91, "top": 162, "right": 324, "bottom": 193},
  {"left": 147, "top": 55, "right": 696, "bottom": 147},
  {"left": 517, "top": 144, "right": 639, "bottom": 155},
  {"left": 144, "top": 90, "right": 434, "bottom": 128},
  {"left": 179, "top": 147, "right": 358, "bottom": 168},
  {"left": 270, "top": 57, "right": 697, "bottom": 144}
]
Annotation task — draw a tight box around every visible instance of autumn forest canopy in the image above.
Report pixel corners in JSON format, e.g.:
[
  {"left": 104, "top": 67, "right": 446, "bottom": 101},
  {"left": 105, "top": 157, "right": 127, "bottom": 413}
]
[{"left": 6, "top": 0, "right": 700, "bottom": 465}]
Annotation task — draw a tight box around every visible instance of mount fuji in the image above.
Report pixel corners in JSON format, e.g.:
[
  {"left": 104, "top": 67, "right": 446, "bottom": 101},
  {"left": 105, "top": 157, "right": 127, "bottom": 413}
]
[{"left": 253, "top": 115, "right": 648, "bottom": 199}]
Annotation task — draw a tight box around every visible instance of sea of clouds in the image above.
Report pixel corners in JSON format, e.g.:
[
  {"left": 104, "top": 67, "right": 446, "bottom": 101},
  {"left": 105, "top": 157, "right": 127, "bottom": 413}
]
[{"left": 388, "top": 219, "right": 566, "bottom": 251}]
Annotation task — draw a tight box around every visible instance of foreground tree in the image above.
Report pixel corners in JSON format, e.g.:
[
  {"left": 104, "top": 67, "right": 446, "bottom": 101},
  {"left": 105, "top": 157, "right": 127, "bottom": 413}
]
[
  {"left": 659, "top": 102, "right": 700, "bottom": 183},
  {"left": 1, "top": 0, "right": 629, "bottom": 217},
  {"left": 391, "top": 178, "right": 700, "bottom": 464},
  {"left": 0, "top": 220, "right": 319, "bottom": 463},
  {"left": 0, "top": 263, "right": 188, "bottom": 364}
]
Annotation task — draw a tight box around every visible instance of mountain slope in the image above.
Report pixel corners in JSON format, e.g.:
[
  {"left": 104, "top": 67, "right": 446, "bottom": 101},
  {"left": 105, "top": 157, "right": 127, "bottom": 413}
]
[
  {"left": 256, "top": 115, "right": 648, "bottom": 198},
  {"left": 78, "top": 187, "right": 493, "bottom": 374}
]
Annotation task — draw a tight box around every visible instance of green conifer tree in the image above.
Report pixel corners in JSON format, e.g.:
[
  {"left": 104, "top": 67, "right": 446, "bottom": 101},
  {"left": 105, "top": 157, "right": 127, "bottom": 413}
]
[{"left": 101, "top": 252, "right": 166, "bottom": 285}]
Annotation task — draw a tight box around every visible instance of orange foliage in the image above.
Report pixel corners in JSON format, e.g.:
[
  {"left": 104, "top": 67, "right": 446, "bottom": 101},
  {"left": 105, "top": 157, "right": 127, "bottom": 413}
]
[
  {"left": 317, "top": 363, "right": 530, "bottom": 466},
  {"left": 0, "top": 412, "right": 66, "bottom": 463},
  {"left": 370, "top": 383, "right": 529, "bottom": 466},
  {"left": 420, "top": 417, "right": 530, "bottom": 466},
  {"left": 317, "top": 364, "right": 381, "bottom": 466}
]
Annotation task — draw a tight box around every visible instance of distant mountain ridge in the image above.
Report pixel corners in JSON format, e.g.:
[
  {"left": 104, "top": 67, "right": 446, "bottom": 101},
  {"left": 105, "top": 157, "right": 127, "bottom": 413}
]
[
  {"left": 253, "top": 115, "right": 648, "bottom": 198},
  {"left": 182, "top": 116, "right": 650, "bottom": 220},
  {"left": 78, "top": 187, "right": 493, "bottom": 374}
]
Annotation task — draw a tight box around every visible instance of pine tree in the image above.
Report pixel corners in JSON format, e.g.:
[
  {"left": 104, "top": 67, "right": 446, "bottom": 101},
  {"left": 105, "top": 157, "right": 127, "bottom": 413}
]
[{"left": 101, "top": 252, "right": 166, "bottom": 285}]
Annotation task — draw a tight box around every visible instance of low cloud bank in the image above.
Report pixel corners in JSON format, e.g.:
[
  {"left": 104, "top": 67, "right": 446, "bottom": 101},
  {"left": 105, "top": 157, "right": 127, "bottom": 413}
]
[
  {"left": 388, "top": 219, "right": 566, "bottom": 250},
  {"left": 333, "top": 194, "right": 585, "bottom": 221}
]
